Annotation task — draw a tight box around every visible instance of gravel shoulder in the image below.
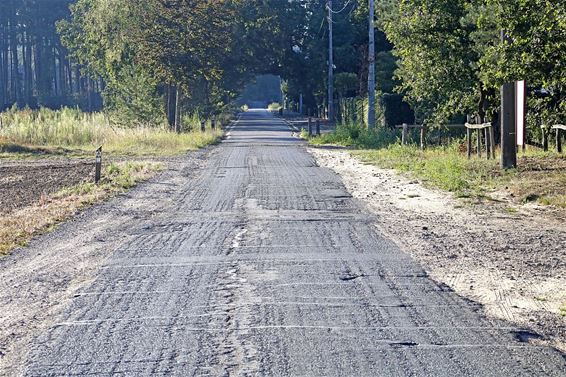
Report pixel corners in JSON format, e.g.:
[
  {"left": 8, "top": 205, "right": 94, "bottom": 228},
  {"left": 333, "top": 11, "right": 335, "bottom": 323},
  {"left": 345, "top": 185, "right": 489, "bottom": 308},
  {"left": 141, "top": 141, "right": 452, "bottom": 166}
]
[{"left": 309, "top": 146, "right": 566, "bottom": 351}]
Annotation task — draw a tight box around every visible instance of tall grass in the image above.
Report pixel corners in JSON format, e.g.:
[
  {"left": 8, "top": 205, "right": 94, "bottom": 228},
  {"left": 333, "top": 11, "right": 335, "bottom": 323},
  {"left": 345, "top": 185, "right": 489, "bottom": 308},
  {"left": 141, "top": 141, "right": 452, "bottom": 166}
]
[
  {"left": 0, "top": 107, "right": 223, "bottom": 156},
  {"left": 306, "top": 122, "right": 397, "bottom": 149}
]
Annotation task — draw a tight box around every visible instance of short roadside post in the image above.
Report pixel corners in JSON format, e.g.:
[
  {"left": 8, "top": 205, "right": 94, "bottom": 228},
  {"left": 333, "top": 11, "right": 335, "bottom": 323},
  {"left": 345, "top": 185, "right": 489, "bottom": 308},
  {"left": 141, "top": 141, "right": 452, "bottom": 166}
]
[
  {"left": 95, "top": 147, "right": 102, "bottom": 184},
  {"left": 316, "top": 120, "right": 321, "bottom": 136},
  {"left": 201, "top": 121, "right": 206, "bottom": 132},
  {"left": 211, "top": 119, "right": 216, "bottom": 130},
  {"left": 308, "top": 117, "right": 313, "bottom": 137}
]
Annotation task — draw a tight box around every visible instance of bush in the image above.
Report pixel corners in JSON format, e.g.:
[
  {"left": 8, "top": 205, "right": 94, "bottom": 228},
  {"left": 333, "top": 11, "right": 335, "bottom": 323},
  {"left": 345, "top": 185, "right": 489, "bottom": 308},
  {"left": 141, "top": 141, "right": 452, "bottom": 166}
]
[
  {"left": 308, "top": 122, "right": 397, "bottom": 149},
  {"left": 268, "top": 102, "right": 282, "bottom": 111}
]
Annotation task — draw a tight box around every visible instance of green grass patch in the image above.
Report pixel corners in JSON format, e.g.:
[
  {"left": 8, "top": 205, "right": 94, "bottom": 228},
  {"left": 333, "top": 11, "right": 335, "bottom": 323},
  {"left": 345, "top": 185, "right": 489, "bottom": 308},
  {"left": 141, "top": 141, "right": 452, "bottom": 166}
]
[
  {"left": 352, "top": 144, "right": 507, "bottom": 197},
  {"left": 305, "top": 123, "right": 397, "bottom": 149},
  {"left": 309, "top": 123, "right": 566, "bottom": 206}
]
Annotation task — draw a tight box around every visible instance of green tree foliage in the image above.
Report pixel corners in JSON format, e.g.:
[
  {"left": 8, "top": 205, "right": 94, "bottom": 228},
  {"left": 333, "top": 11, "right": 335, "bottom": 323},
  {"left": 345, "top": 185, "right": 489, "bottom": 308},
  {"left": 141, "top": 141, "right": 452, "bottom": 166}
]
[
  {"left": 381, "top": 0, "right": 479, "bottom": 124},
  {"left": 381, "top": 0, "right": 566, "bottom": 128},
  {"left": 477, "top": 0, "right": 566, "bottom": 126},
  {"left": 0, "top": 0, "right": 99, "bottom": 110}
]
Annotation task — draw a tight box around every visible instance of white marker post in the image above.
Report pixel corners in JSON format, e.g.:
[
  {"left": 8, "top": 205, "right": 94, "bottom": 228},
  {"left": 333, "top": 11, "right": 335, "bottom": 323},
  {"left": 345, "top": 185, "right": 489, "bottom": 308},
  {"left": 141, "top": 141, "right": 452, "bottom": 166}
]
[{"left": 516, "top": 80, "right": 526, "bottom": 150}]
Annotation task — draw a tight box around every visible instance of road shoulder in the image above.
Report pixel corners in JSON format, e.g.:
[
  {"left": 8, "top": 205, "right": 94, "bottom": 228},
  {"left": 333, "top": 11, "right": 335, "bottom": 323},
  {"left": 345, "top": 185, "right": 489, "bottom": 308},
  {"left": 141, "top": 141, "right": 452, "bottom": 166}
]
[
  {"left": 309, "top": 146, "right": 566, "bottom": 352},
  {"left": 0, "top": 150, "right": 210, "bottom": 375}
]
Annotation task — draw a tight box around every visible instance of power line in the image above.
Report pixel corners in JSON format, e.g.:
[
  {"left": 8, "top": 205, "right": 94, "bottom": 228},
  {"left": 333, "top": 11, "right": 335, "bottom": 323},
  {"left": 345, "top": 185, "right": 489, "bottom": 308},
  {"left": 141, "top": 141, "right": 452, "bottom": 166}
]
[{"left": 326, "top": 0, "right": 354, "bottom": 14}]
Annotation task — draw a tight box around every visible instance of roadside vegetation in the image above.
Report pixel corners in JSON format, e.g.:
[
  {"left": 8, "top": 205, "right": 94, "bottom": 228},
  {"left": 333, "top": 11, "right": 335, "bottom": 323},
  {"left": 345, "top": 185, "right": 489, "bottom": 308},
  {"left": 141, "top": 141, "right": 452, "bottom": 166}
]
[
  {"left": 0, "top": 107, "right": 223, "bottom": 159},
  {"left": 305, "top": 125, "right": 566, "bottom": 207},
  {"left": 0, "top": 161, "right": 162, "bottom": 255}
]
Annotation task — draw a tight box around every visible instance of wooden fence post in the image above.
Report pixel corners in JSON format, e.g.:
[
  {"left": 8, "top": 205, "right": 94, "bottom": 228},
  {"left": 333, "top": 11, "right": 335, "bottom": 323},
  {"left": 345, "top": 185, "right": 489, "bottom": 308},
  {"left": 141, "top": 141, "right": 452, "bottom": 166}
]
[
  {"left": 484, "top": 128, "right": 490, "bottom": 159},
  {"left": 316, "top": 120, "right": 321, "bottom": 136},
  {"left": 489, "top": 125, "right": 496, "bottom": 159},
  {"left": 557, "top": 128, "right": 563, "bottom": 153},
  {"left": 542, "top": 126, "right": 549, "bottom": 151},
  {"left": 477, "top": 129, "right": 481, "bottom": 158},
  {"left": 402, "top": 123, "right": 408, "bottom": 145},
  {"left": 420, "top": 126, "right": 426, "bottom": 150},
  {"left": 467, "top": 128, "right": 472, "bottom": 159},
  {"left": 201, "top": 121, "right": 206, "bottom": 132},
  {"left": 308, "top": 117, "right": 312, "bottom": 136}
]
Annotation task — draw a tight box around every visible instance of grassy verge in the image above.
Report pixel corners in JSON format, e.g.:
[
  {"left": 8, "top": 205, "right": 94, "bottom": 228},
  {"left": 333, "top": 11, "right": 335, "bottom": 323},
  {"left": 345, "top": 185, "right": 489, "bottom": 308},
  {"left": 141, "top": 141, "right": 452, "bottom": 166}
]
[
  {"left": 354, "top": 144, "right": 507, "bottom": 198},
  {"left": 303, "top": 123, "right": 396, "bottom": 149},
  {"left": 0, "top": 107, "right": 224, "bottom": 159},
  {"left": 355, "top": 145, "right": 566, "bottom": 206},
  {"left": 307, "top": 124, "right": 566, "bottom": 207},
  {"left": 0, "top": 161, "right": 163, "bottom": 255}
]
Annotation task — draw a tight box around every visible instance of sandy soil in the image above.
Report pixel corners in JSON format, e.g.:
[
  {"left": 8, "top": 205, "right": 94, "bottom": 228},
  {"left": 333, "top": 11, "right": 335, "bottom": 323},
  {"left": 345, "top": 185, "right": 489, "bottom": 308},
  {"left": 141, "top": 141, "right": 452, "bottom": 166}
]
[{"left": 309, "top": 146, "right": 566, "bottom": 351}]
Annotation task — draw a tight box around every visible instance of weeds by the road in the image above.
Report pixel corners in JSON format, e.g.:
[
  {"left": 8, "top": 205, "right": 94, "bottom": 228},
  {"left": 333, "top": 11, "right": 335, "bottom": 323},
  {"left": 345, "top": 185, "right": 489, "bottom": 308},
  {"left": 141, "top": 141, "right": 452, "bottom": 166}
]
[
  {"left": 304, "top": 123, "right": 396, "bottom": 149},
  {"left": 0, "top": 107, "right": 223, "bottom": 158},
  {"left": 306, "top": 124, "right": 566, "bottom": 207},
  {"left": 355, "top": 146, "right": 566, "bottom": 206},
  {"left": 354, "top": 144, "right": 506, "bottom": 198},
  {"left": 0, "top": 161, "right": 163, "bottom": 255}
]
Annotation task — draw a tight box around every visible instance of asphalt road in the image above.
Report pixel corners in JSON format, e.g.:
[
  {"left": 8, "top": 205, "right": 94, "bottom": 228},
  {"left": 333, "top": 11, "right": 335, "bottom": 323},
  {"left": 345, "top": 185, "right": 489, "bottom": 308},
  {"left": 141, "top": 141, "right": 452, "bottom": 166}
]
[{"left": 24, "top": 110, "right": 565, "bottom": 376}]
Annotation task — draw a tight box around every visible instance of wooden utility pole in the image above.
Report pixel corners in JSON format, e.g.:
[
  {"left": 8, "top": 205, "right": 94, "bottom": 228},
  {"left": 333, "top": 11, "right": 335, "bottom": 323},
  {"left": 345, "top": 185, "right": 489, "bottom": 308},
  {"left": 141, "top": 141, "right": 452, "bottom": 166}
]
[
  {"left": 327, "top": 0, "right": 334, "bottom": 123},
  {"left": 367, "top": 0, "right": 376, "bottom": 129}
]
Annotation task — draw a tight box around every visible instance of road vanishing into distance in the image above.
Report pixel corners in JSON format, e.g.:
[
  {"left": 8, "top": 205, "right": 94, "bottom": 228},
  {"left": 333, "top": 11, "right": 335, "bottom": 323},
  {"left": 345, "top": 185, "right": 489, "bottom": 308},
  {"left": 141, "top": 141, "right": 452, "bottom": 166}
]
[{"left": 25, "top": 110, "right": 565, "bottom": 376}]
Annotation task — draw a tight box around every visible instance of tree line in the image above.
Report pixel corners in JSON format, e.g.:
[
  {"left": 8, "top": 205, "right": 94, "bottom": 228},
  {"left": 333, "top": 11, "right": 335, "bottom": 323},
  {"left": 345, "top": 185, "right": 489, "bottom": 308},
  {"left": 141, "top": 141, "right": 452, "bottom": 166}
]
[
  {"left": 380, "top": 0, "right": 566, "bottom": 134},
  {"left": 0, "top": 0, "right": 101, "bottom": 111},
  {"left": 1, "top": 0, "right": 565, "bottom": 137},
  {"left": 56, "top": 0, "right": 404, "bottom": 128}
]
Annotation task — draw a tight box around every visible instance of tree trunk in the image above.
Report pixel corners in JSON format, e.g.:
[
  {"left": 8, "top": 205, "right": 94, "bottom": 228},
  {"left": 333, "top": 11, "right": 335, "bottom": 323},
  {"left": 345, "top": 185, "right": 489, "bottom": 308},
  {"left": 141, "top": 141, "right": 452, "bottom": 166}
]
[
  {"left": 166, "top": 84, "right": 177, "bottom": 130},
  {"left": 10, "top": 18, "right": 20, "bottom": 102},
  {"left": 23, "top": 30, "right": 33, "bottom": 103},
  {"left": 175, "top": 86, "right": 181, "bottom": 133}
]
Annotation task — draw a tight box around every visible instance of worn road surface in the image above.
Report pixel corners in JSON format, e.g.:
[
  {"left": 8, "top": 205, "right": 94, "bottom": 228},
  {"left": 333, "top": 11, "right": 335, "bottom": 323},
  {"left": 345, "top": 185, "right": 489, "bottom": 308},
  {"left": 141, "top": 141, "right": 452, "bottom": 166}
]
[{"left": 24, "top": 110, "right": 565, "bottom": 376}]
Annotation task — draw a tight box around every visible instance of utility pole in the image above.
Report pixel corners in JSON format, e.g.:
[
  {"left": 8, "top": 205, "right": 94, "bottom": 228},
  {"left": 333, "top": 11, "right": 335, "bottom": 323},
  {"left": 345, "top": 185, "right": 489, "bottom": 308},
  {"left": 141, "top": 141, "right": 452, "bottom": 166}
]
[
  {"left": 327, "top": 0, "right": 334, "bottom": 123},
  {"left": 367, "top": 0, "right": 376, "bottom": 129}
]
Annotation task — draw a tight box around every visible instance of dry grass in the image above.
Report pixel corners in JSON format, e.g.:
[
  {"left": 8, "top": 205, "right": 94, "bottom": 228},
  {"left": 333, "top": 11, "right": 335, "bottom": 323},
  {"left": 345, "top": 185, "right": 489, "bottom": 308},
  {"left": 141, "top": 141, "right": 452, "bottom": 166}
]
[
  {"left": 352, "top": 144, "right": 566, "bottom": 207},
  {"left": 0, "top": 161, "right": 162, "bottom": 255},
  {"left": 0, "top": 107, "right": 223, "bottom": 158},
  {"left": 506, "top": 155, "right": 566, "bottom": 207}
]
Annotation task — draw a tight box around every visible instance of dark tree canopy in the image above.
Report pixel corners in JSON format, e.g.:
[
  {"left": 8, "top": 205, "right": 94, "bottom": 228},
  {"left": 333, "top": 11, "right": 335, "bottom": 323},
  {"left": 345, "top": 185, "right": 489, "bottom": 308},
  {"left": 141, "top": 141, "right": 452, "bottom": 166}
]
[{"left": 0, "top": 0, "right": 101, "bottom": 111}]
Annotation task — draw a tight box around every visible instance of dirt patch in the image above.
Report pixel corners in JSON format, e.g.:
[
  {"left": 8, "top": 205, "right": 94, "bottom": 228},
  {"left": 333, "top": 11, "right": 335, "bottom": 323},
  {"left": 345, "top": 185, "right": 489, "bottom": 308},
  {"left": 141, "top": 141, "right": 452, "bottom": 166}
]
[
  {"left": 309, "top": 146, "right": 566, "bottom": 351},
  {"left": 0, "top": 161, "right": 94, "bottom": 215}
]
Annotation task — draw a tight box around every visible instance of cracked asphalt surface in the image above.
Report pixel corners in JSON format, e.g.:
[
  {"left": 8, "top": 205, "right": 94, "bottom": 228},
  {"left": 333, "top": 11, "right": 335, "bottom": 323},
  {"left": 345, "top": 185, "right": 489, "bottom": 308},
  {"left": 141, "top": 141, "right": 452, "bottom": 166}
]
[{"left": 23, "top": 110, "right": 565, "bottom": 376}]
